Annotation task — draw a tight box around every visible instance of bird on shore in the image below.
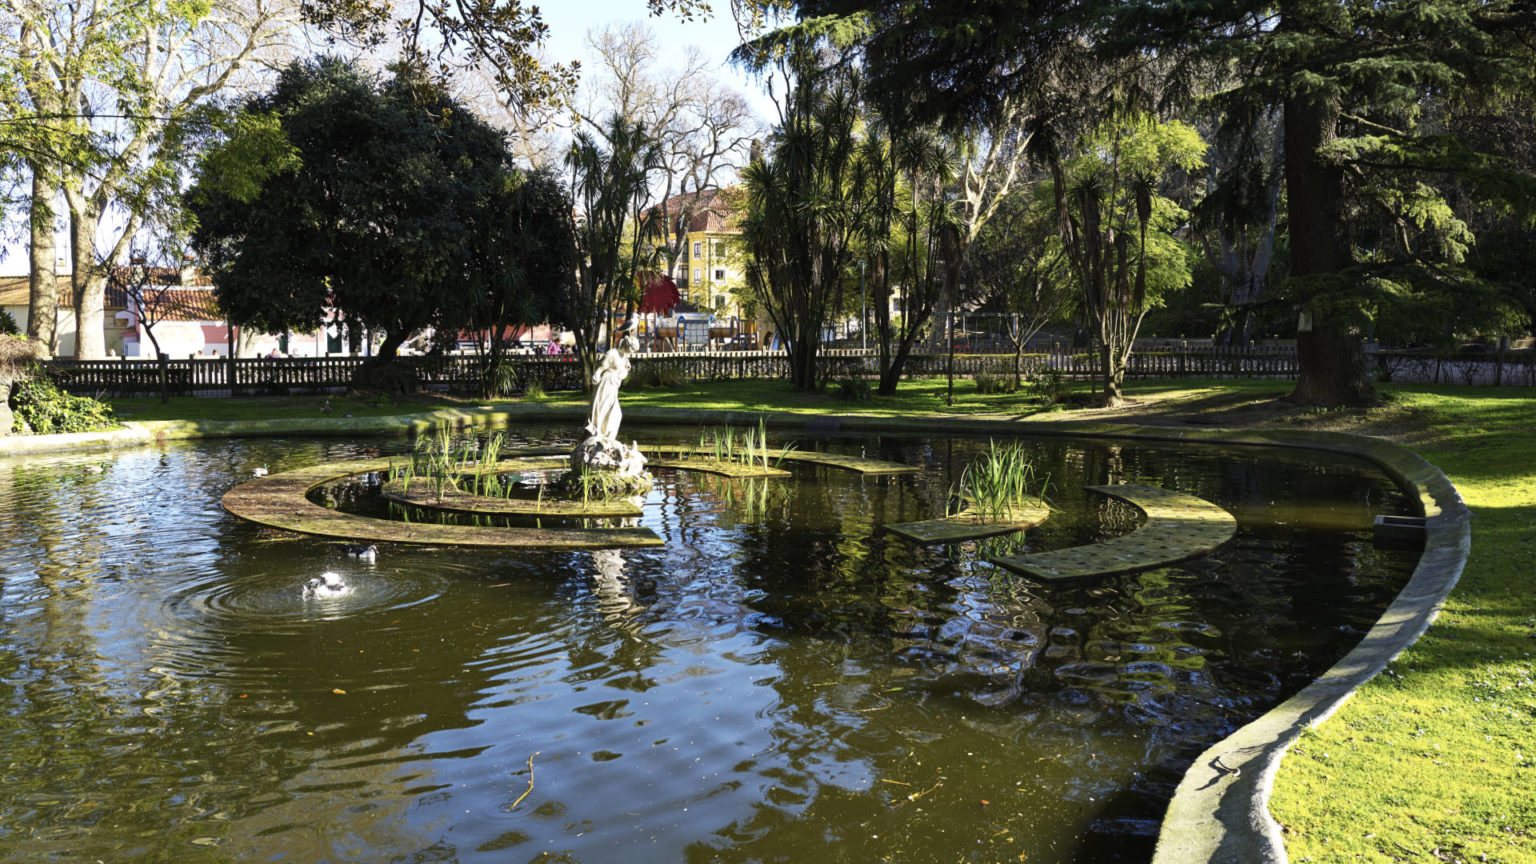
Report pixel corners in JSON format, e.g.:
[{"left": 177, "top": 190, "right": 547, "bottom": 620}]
[
  {"left": 303, "top": 572, "right": 349, "bottom": 599},
  {"left": 253, "top": 464, "right": 269, "bottom": 477},
  {"left": 340, "top": 543, "right": 377, "bottom": 562},
  {"left": 322, "top": 399, "right": 332, "bottom": 415}
]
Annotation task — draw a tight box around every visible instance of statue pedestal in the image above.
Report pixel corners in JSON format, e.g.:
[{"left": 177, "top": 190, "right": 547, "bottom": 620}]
[{"left": 567, "top": 435, "right": 652, "bottom": 496}]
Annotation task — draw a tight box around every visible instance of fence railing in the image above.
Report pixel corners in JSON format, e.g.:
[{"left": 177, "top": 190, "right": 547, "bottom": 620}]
[
  {"left": 48, "top": 344, "right": 1536, "bottom": 397},
  {"left": 45, "top": 345, "right": 1315, "bottom": 398}
]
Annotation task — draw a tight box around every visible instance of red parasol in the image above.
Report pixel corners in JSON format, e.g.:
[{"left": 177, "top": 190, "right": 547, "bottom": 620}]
[{"left": 636, "top": 271, "right": 681, "bottom": 316}]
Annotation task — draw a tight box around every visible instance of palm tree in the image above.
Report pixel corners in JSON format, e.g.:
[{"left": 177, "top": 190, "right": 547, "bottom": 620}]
[
  {"left": 564, "top": 114, "right": 665, "bottom": 385},
  {"left": 735, "top": 22, "right": 865, "bottom": 391}
]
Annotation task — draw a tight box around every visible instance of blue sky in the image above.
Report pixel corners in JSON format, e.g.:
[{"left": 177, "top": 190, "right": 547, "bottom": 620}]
[{"left": 1, "top": 0, "right": 775, "bottom": 276}]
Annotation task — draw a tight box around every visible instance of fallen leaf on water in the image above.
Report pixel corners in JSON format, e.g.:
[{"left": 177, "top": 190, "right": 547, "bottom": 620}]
[{"left": 332, "top": 688, "right": 347, "bottom": 695}]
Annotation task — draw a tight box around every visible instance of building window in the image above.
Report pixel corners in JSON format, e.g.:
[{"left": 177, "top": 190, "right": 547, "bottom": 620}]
[
  {"left": 715, "top": 294, "right": 728, "bottom": 309},
  {"left": 693, "top": 268, "right": 701, "bottom": 283},
  {"left": 714, "top": 269, "right": 726, "bottom": 281},
  {"left": 693, "top": 241, "right": 702, "bottom": 257}
]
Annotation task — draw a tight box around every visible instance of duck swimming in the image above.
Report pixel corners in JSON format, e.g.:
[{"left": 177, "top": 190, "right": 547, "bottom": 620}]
[
  {"left": 252, "top": 464, "right": 269, "bottom": 477},
  {"left": 303, "top": 572, "right": 349, "bottom": 599},
  {"left": 340, "top": 543, "right": 377, "bottom": 562}
]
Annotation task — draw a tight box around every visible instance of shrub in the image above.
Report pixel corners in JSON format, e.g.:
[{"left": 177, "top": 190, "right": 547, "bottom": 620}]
[
  {"left": 522, "top": 379, "right": 546, "bottom": 399},
  {"left": 0, "top": 310, "right": 18, "bottom": 336},
  {"left": 974, "top": 373, "right": 1019, "bottom": 395},
  {"left": 628, "top": 362, "right": 688, "bottom": 389},
  {"left": 833, "top": 377, "right": 872, "bottom": 401},
  {"left": 1029, "top": 367, "right": 1069, "bottom": 404},
  {"left": 10, "top": 374, "right": 117, "bottom": 434},
  {"left": 482, "top": 361, "right": 518, "bottom": 398}
]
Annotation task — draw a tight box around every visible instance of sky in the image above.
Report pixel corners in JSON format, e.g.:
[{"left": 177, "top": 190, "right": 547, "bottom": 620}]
[{"left": 0, "top": 0, "right": 777, "bottom": 277}]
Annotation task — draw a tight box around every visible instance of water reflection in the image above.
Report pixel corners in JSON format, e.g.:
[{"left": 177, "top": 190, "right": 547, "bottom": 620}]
[{"left": 0, "top": 431, "right": 1418, "bottom": 863}]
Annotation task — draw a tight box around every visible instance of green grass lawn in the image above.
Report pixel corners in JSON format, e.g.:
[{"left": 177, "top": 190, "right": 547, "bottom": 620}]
[
  {"left": 104, "top": 377, "right": 1536, "bottom": 861},
  {"left": 1264, "top": 387, "right": 1536, "bottom": 864}
]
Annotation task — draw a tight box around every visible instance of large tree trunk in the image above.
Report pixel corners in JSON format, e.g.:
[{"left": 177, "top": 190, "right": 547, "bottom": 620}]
[
  {"left": 1281, "top": 22, "right": 1373, "bottom": 406},
  {"left": 71, "top": 198, "right": 107, "bottom": 360},
  {"left": 27, "top": 164, "right": 58, "bottom": 355}
]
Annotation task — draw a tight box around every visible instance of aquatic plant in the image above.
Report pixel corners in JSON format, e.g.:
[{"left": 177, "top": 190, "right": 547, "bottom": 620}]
[{"left": 959, "top": 440, "right": 1049, "bottom": 522}]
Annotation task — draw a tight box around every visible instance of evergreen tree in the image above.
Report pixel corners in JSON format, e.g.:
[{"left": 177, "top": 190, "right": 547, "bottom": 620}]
[{"left": 188, "top": 59, "right": 520, "bottom": 377}]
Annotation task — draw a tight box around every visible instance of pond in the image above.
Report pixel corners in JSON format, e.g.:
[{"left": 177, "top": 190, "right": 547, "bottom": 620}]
[{"left": 0, "top": 427, "right": 1420, "bottom": 863}]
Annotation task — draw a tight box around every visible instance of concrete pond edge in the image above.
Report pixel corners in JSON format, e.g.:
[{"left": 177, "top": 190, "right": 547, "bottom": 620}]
[{"left": 0, "top": 402, "right": 1469, "bottom": 864}]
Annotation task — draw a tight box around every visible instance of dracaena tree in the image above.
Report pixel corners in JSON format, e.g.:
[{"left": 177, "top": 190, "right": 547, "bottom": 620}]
[
  {"left": 733, "top": 16, "right": 868, "bottom": 392},
  {"left": 562, "top": 114, "right": 666, "bottom": 386}
]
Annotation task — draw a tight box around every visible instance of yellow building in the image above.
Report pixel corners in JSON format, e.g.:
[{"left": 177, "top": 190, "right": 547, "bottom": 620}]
[{"left": 660, "top": 188, "right": 749, "bottom": 317}]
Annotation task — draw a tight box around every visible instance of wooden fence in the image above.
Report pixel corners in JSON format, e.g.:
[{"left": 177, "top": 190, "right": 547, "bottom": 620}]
[{"left": 46, "top": 345, "right": 1310, "bottom": 398}]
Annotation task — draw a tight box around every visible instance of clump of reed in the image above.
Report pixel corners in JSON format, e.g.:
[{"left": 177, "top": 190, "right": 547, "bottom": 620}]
[
  {"left": 695, "top": 416, "right": 795, "bottom": 469},
  {"left": 958, "top": 440, "right": 1048, "bottom": 522},
  {"left": 390, "top": 430, "right": 516, "bottom": 501}
]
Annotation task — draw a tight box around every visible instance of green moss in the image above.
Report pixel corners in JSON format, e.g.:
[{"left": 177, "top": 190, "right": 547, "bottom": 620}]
[{"left": 884, "top": 499, "right": 1051, "bottom": 544}]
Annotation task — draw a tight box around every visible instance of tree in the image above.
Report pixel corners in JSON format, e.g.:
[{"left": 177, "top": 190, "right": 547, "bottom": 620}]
[
  {"left": 2, "top": 0, "right": 299, "bottom": 359},
  {"left": 784, "top": 0, "right": 1536, "bottom": 406},
  {"left": 580, "top": 23, "right": 760, "bottom": 283},
  {"left": 733, "top": 17, "right": 868, "bottom": 391},
  {"left": 464, "top": 167, "right": 578, "bottom": 396},
  {"left": 1051, "top": 114, "right": 1205, "bottom": 406},
  {"left": 1190, "top": 107, "right": 1283, "bottom": 346},
  {"left": 965, "top": 181, "right": 1073, "bottom": 387},
  {"left": 114, "top": 233, "right": 188, "bottom": 404},
  {"left": 562, "top": 113, "right": 665, "bottom": 386},
  {"left": 188, "top": 59, "right": 514, "bottom": 383},
  {"left": 856, "top": 122, "right": 960, "bottom": 395},
  {"left": 298, "top": 0, "right": 710, "bottom": 116}
]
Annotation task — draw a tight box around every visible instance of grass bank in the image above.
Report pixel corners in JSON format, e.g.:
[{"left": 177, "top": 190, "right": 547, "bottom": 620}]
[{"left": 101, "top": 377, "right": 1535, "bottom": 861}]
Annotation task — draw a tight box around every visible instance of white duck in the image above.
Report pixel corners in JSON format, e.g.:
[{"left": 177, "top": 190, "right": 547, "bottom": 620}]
[
  {"left": 303, "top": 572, "right": 349, "bottom": 600},
  {"left": 252, "top": 464, "right": 269, "bottom": 477}
]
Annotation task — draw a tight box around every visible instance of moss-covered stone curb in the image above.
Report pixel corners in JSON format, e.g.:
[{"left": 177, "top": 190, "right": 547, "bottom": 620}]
[
  {"left": 1, "top": 400, "right": 1469, "bottom": 864},
  {"left": 996, "top": 483, "right": 1236, "bottom": 582},
  {"left": 646, "top": 442, "right": 919, "bottom": 475},
  {"left": 381, "top": 477, "right": 646, "bottom": 517},
  {"left": 884, "top": 499, "right": 1050, "bottom": 544}
]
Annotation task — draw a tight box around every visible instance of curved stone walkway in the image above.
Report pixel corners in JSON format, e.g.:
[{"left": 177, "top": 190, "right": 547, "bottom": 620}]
[
  {"left": 995, "top": 483, "right": 1236, "bottom": 582},
  {"left": 222, "top": 459, "right": 662, "bottom": 548}
]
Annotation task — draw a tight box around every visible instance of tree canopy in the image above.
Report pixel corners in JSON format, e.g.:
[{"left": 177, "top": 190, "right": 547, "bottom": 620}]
[{"left": 187, "top": 58, "right": 535, "bottom": 363}]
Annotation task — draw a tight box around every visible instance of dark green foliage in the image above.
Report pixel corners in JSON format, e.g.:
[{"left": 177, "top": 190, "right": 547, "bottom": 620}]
[
  {"left": 10, "top": 374, "right": 116, "bottom": 434},
  {"left": 973, "top": 373, "right": 1018, "bottom": 395},
  {"left": 833, "top": 377, "right": 872, "bottom": 401},
  {"left": 788, "top": 0, "right": 1536, "bottom": 406},
  {"left": 0, "top": 310, "right": 18, "bottom": 337},
  {"left": 627, "top": 362, "right": 689, "bottom": 389},
  {"left": 471, "top": 167, "right": 577, "bottom": 397},
  {"left": 188, "top": 58, "right": 524, "bottom": 362}
]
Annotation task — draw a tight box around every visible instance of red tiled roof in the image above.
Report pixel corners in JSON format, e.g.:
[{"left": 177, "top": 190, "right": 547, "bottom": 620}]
[
  {"left": 654, "top": 187, "right": 742, "bottom": 234},
  {"left": 0, "top": 275, "right": 69, "bottom": 307},
  {"left": 142, "top": 288, "right": 223, "bottom": 322}
]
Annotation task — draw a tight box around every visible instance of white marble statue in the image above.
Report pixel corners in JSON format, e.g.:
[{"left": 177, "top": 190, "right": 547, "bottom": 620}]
[
  {"left": 585, "top": 332, "right": 638, "bottom": 442},
  {"left": 571, "top": 325, "right": 650, "bottom": 485}
]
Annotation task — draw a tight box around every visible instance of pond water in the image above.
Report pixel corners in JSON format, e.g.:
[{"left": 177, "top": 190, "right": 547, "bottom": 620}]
[{"left": 0, "top": 428, "right": 1419, "bottom": 863}]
